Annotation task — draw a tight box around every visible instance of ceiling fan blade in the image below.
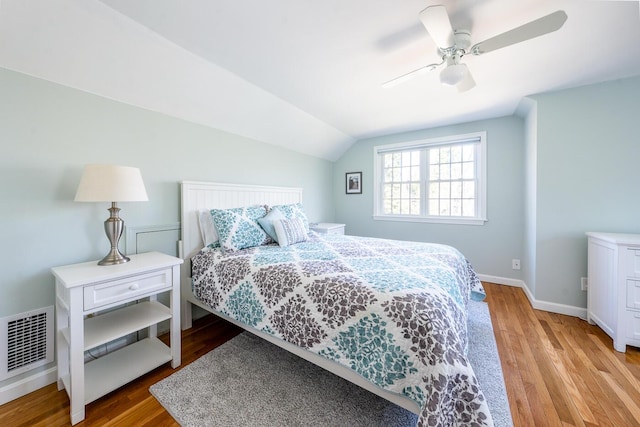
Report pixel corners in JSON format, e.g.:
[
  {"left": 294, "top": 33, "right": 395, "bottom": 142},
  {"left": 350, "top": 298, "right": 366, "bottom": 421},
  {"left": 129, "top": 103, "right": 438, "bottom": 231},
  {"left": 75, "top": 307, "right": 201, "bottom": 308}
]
[
  {"left": 456, "top": 70, "right": 476, "bottom": 92},
  {"left": 381, "top": 63, "right": 441, "bottom": 88},
  {"left": 419, "top": 5, "right": 455, "bottom": 49},
  {"left": 470, "top": 10, "right": 567, "bottom": 55}
]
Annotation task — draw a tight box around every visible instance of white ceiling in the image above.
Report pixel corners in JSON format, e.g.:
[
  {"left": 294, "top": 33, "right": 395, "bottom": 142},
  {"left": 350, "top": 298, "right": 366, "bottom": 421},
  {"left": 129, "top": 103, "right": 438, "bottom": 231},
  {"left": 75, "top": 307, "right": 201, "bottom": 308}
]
[{"left": 1, "top": 0, "right": 639, "bottom": 160}]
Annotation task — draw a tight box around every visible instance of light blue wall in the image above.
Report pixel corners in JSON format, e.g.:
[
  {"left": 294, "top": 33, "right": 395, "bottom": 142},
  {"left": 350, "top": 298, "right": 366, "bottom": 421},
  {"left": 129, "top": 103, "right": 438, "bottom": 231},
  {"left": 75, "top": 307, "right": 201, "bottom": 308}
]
[
  {"left": 0, "top": 67, "right": 334, "bottom": 320},
  {"left": 529, "top": 75, "right": 640, "bottom": 307},
  {"left": 333, "top": 116, "right": 526, "bottom": 279}
]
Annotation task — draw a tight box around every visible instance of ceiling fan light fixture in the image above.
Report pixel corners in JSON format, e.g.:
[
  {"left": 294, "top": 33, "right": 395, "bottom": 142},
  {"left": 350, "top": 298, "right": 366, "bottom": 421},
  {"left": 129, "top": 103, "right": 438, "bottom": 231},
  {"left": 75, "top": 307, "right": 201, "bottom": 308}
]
[{"left": 439, "top": 63, "right": 468, "bottom": 86}]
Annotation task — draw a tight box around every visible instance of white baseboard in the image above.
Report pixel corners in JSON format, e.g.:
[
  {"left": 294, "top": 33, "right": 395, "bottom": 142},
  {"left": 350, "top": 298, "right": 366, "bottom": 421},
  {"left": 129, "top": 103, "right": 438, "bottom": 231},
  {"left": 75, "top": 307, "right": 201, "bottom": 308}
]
[
  {"left": 0, "top": 367, "right": 57, "bottom": 405},
  {"left": 477, "top": 274, "right": 587, "bottom": 320}
]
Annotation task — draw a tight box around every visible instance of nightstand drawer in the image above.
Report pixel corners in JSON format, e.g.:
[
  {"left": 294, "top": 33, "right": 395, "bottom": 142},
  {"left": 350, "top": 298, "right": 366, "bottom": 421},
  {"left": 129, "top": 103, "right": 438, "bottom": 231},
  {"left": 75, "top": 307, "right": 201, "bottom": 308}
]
[{"left": 84, "top": 269, "right": 172, "bottom": 310}]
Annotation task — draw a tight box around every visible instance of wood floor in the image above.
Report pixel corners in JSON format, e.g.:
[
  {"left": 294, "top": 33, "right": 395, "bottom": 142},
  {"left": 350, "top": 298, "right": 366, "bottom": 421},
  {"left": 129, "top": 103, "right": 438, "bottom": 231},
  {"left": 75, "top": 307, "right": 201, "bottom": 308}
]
[{"left": 1, "top": 283, "right": 639, "bottom": 426}]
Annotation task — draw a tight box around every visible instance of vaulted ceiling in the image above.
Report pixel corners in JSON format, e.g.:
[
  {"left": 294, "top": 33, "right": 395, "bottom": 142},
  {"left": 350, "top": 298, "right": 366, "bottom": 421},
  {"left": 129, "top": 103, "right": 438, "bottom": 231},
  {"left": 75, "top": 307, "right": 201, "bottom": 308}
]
[{"left": 1, "top": 0, "right": 639, "bottom": 160}]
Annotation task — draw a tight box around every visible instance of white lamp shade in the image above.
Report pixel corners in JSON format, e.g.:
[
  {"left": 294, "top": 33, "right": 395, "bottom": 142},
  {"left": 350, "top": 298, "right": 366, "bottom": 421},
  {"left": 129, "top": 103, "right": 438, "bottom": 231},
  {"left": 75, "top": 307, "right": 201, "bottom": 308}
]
[
  {"left": 74, "top": 164, "right": 149, "bottom": 202},
  {"left": 439, "top": 63, "right": 469, "bottom": 86}
]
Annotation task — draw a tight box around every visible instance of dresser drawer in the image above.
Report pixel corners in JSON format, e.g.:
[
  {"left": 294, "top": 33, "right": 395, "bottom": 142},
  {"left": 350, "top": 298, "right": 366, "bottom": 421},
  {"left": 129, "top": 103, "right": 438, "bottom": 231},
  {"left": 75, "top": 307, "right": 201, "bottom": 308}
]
[
  {"left": 84, "top": 269, "right": 172, "bottom": 310},
  {"left": 627, "top": 249, "right": 640, "bottom": 277},
  {"left": 625, "top": 310, "right": 640, "bottom": 340},
  {"left": 628, "top": 279, "right": 640, "bottom": 310}
]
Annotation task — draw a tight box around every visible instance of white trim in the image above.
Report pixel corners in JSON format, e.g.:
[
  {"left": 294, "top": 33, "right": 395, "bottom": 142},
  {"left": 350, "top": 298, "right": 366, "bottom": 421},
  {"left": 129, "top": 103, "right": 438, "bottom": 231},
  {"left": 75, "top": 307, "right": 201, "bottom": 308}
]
[
  {"left": 477, "top": 274, "right": 524, "bottom": 288},
  {"left": 478, "top": 274, "right": 587, "bottom": 319},
  {"left": 0, "top": 367, "right": 57, "bottom": 405}
]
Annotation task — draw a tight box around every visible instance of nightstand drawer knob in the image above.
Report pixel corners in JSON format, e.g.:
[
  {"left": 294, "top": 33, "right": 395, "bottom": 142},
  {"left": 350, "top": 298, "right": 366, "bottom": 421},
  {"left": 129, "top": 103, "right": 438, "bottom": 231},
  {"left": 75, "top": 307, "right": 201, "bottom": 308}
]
[{"left": 129, "top": 283, "right": 139, "bottom": 290}]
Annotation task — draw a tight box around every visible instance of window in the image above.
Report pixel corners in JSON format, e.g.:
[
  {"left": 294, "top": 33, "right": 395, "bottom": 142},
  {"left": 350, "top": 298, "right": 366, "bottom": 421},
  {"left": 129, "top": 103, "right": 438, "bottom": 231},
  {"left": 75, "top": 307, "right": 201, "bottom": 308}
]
[{"left": 373, "top": 132, "right": 487, "bottom": 225}]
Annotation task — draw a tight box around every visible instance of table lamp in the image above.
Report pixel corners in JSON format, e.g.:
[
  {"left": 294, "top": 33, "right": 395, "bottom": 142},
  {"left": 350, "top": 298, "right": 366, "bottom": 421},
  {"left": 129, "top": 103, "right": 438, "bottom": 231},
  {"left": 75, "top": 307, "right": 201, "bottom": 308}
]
[{"left": 74, "top": 164, "right": 149, "bottom": 265}]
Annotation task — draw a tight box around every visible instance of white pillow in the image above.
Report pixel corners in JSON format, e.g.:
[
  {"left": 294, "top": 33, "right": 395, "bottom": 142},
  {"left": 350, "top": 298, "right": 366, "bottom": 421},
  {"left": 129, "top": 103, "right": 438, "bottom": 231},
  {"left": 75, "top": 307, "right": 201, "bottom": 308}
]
[
  {"left": 273, "top": 217, "right": 309, "bottom": 247},
  {"left": 198, "top": 209, "right": 219, "bottom": 248}
]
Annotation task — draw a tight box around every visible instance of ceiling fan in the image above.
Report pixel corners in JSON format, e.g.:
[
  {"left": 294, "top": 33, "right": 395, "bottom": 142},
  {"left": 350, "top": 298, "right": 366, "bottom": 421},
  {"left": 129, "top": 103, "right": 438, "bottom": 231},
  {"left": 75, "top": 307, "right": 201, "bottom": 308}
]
[{"left": 382, "top": 6, "right": 568, "bottom": 92}]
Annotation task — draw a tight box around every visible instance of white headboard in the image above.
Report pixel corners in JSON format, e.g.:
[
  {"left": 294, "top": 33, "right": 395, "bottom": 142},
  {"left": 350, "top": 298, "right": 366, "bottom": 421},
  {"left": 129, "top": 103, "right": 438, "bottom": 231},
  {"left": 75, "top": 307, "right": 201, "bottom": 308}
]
[{"left": 179, "top": 181, "right": 303, "bottom": 327}]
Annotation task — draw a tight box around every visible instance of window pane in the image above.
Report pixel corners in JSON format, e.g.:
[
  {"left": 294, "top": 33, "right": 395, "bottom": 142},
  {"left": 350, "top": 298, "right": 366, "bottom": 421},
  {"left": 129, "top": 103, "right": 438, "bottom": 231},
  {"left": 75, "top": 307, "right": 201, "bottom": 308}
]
[
  {"left": 401, "top": 183, "right": 410, "bottom": 198},
  {"left": 392, "top": 184, "right": 401, "bottom": 198},
  {"left": 462, "top": 162, "right": 474, "bottom": 179},
  {"left": 463, "top": 199, "right": 475, "bottom": 216},
  {"left": 384, "top": 154, "right": 393, "bottom": 168},
  {"left": 440, "top": 182, "right": 450, "bottom": 198},
  {"left": 410, "top": 199, "right": 420, "bottom": 215},
  {"left": 463, "top": 181, "right": 475, "bottom": 198},
  {"left": 462, "top": 144, "right": 474, "bottom": 161},
  {"left": 410, "top": 183, "right": 420, "bottom": 198},
  {"left": 430, "top": 165, "right": 439, "bottom": 180},
  {"left": 451, "top": 146, "right": 462, "bottom": 162},
  {"left": 440, "top": 200, "right": 450, "bottom": 216},
  {"left": 411, "top": 151, "right": 420, "bottom": 165},
  {"left": 451, "top": 163, "right": 461, "bottom": 180},
  {"left": 393, "top": 168, "right": 402, "bottom": 181},
  {"left": 429, "top": 148, "right": 439, "bottom": 164},
  {"left": 429, "top": 199, "right": 439, "bottom": 215},
  {"left": 451, "top": 199, "right": 462, "bottom": 216},
  {"left": 411, "top": 166, "right": 420, "bottom": 181},
  {"left": 401, "top": 200, "right": 410, "bottom": 214},
  {"left": 383, "top": 183, "right": 392, "bottom": 198},
  {"left": 439, "top": 147, "right": 450, "bottom": 163},
  {"left": 440, "top": 164, "right": 450, "bottom": 180},
  {"left": 429, "top": 183, "right": 439, "bottom": 198},
  {"left": 393, "top": 152, "right": 402, "bottom": 167},
  {"left": 401, "top": 166, "right": 411, "bottom": 181},
  {"left": 451, "top": 181, "right": 462, "bottom": 198},
  {"left": 383, "top": 199, "right": 391, "bottom": 214},
  {"left": 402, "top": 151, "right": 411, "bottom": 166},
  {"left": 384, "top": 168, "right": 393, "bottom": 182},
  {"left": 392, "top": 200, "right": 400, "bottom": 214}
]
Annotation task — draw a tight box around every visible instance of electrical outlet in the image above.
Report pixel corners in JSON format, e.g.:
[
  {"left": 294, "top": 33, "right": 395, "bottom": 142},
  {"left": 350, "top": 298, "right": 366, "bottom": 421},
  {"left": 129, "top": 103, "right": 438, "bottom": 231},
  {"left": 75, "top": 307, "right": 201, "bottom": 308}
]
[
  {"left": 581, "top": 277, "right": 588, "bottom": 291},
  {"left": 512, "top": 259, "right": 521, "bottom": 270}
]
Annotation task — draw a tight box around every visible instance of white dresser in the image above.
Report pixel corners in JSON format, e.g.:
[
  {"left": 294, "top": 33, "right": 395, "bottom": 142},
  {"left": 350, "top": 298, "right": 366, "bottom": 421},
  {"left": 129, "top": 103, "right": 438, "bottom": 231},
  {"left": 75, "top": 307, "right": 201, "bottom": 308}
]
[
  {"left": 52, "top": 251, "right": 183, "bottom": 424},
  {"left": 310, "top": 222, "right": 346, "bottom": 235},
  {"left": 586, "top": 232, "right": 640, "bottom": 352}
]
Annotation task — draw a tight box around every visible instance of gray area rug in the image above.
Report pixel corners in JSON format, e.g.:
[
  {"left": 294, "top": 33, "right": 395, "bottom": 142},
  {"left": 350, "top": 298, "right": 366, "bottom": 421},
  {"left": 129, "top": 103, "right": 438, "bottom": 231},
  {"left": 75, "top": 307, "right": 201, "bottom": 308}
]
[{"left": 150, "top": 301, "right": 513, "bottom": 426}]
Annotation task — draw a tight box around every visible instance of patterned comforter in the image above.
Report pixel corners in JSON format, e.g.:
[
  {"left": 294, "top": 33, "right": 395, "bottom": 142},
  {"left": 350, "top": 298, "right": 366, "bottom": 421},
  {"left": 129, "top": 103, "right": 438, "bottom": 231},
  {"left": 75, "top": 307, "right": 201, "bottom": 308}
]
[{"left": 191, "top": 232, "right": 492, "bottom": 426}]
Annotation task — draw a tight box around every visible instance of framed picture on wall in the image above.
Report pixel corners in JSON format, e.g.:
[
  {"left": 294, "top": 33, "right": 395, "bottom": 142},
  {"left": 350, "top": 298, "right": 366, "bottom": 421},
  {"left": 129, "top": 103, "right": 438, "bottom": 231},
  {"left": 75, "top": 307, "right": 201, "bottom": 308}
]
[{"left": 345, "top": 172, "right": 362, "bottom": 194}]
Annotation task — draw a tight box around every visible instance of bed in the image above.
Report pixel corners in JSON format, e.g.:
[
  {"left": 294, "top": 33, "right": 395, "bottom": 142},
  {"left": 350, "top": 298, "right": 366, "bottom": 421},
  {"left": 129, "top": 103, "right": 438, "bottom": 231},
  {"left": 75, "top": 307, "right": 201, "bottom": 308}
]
[{"left": 179, "top": 181, "right": 493, "bottom": 426}]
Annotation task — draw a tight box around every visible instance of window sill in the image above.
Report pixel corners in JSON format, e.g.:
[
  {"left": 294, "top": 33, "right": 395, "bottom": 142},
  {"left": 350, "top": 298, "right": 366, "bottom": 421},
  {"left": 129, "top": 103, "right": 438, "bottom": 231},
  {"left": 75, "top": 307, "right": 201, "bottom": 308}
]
[{"left": 373, "top": 215, "right": 487, "bottom": 226}]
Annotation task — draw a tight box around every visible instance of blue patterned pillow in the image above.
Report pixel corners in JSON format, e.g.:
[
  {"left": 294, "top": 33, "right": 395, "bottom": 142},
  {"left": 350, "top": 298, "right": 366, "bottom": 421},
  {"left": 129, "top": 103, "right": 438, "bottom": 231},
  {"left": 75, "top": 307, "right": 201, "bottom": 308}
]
[
  {"left": 273, "top": 217, "right": 308, "bottom": 247},
  {"left": 269, "top": 203, "right": 310, "bottom": 232},
  {"left": 211, "top": 206, "right": 271, "bottom": 251}
]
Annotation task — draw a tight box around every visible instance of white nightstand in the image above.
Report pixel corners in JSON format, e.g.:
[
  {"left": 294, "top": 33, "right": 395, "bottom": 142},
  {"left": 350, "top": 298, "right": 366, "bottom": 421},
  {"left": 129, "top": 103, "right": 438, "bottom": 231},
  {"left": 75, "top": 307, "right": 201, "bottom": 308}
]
[
  {"left": 51, "top": 251, "right": 183, "bottom": 425},
  {"left": 310, "top": 222, "right": 346, "bottom": 235}
]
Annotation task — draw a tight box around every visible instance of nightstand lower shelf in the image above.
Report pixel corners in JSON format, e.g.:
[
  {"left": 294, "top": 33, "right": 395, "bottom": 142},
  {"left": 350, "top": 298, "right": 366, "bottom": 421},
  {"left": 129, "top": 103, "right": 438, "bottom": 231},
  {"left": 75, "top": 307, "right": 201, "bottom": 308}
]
[{"left": 84, "top": 337, "right": 171, "bottom": 404}]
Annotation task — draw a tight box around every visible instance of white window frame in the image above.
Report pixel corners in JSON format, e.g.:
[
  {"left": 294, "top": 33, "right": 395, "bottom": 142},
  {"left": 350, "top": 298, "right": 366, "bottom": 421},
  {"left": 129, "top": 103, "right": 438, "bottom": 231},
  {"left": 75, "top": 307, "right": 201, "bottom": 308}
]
[{"left": 373, "top": 131, "right": 487, "bottom": 225}]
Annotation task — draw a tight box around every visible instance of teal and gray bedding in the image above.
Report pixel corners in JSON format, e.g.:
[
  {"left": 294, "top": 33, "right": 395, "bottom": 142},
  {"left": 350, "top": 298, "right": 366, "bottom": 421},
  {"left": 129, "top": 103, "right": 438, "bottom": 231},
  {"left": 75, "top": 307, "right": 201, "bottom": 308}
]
[{"left": 191, "top": 232, "right": 492, "bottom": 426}]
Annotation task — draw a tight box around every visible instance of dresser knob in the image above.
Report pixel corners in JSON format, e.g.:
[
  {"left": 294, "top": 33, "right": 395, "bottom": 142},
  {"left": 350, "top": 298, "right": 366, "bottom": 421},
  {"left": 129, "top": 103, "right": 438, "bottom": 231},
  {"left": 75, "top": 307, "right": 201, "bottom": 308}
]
[{"left": 129, "top": 283, "right": 139, "bottom": 290}]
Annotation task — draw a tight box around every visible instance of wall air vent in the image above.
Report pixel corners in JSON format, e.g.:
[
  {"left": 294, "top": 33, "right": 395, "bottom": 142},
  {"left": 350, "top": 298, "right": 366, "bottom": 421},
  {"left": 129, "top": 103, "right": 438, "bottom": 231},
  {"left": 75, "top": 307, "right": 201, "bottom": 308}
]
[{"left": 0, "top": 306, "right": 54, "bottom": 381}]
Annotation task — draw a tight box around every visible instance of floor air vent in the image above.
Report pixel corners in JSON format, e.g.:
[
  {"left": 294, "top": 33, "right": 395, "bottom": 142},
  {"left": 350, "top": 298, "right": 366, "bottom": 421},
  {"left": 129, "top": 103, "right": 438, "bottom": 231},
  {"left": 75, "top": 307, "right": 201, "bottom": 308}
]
[{"left": 0, "top": 306, "right": 54, "bottom": 381}]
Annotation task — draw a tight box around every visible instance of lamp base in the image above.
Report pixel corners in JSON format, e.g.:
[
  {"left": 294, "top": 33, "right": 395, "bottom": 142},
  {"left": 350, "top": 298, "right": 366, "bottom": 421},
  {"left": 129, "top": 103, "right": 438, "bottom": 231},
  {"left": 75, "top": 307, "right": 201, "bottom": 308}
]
[
  {"left": 98, "top": 202, "right": 130, "bottom": 266},
  {"left": 98, "top": 248, "right": 130, "bottom": 266}
]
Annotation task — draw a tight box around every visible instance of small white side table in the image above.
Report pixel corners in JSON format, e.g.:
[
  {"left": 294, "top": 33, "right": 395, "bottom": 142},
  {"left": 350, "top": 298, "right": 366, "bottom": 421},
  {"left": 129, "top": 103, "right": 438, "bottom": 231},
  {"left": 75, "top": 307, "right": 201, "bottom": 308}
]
[
  {"left": 310, "top": 222, "right": 346, "bottom": 235},
  {"left": 51, "top": 251, "right": 183, "bottom": 425}
]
